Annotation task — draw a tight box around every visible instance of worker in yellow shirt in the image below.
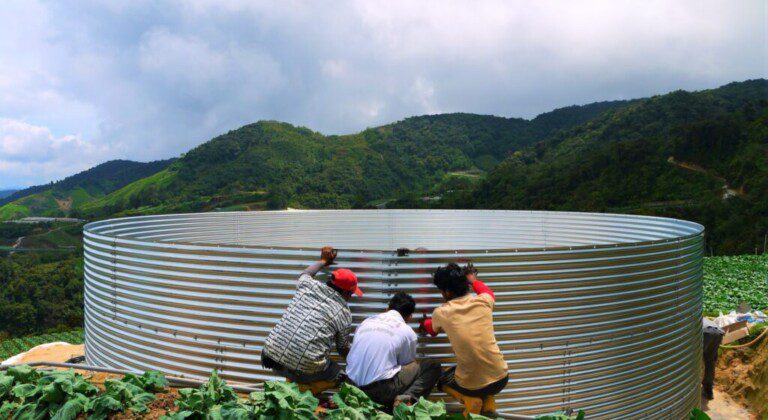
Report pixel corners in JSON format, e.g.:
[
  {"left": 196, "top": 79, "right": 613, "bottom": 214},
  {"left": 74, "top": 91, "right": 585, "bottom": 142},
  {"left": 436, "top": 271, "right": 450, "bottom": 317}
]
[{"left": 421, "top": 263, "right": 508, "bottom": 417}]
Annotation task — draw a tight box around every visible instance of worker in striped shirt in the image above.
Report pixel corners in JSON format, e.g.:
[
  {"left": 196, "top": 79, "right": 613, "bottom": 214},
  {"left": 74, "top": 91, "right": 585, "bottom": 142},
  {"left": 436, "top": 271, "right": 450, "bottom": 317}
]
[{"left": 261, "top": 246, "right": 362, "bottom": 394}]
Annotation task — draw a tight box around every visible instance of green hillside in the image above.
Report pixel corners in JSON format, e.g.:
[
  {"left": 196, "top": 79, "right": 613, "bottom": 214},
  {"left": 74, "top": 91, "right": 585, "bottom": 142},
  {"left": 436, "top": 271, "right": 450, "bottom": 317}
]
[
  {"left": 54, "top": 79, "right": 768, "bottom": 254},
  {"left": 463, "top": 79, "right": 768, "bottom": 254},
  {"left": 0, "top": 159, "right": 175, "bottom": 221},
  {"left": 81, "top": 107, "right": 626, "bottom": 218}
]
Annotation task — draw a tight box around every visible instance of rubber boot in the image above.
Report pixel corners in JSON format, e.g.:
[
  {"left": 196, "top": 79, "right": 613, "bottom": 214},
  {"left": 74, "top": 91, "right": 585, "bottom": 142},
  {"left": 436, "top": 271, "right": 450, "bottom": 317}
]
[
  {"left": 308, "top": 380, "right": 337, "bottom": 395},
  {"left": 286, "top": 378, "right": 337, "bottom": 395},
  {"left": 481, "top": 395, "right": 498, "bottom": 417},
  {"left": 440, "top": 384, "right": 483, "bottom": 416}
]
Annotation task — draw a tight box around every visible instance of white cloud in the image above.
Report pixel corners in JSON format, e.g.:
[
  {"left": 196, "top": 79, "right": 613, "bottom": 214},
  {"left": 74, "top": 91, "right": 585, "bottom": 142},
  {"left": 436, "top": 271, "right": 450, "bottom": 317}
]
[
  {"left": 0, "top": 119, "right": 107, "bottom": 186},
  {"left": 0, "top": 0, "right": 764, "bottom": 188}
]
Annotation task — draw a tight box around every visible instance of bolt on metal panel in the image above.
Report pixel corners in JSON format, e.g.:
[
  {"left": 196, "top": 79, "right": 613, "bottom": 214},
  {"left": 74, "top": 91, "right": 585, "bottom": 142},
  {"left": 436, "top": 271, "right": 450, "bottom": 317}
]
[{"left": 84, "top": 210, "right": 704, "bottom": 418}]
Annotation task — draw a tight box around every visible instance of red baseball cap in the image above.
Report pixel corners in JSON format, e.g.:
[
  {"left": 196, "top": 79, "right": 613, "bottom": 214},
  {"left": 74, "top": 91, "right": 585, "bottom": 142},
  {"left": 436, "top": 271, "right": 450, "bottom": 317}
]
[{"left": 332, "top": 269, "right": 362, "bottom": 297}]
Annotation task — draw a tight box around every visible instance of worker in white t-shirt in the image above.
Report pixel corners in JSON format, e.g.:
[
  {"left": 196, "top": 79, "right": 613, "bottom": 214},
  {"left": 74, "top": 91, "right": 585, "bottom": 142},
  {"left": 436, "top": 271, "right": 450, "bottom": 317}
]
[{"left": 346, "top": 292, "right": 441, "bottom": 409}]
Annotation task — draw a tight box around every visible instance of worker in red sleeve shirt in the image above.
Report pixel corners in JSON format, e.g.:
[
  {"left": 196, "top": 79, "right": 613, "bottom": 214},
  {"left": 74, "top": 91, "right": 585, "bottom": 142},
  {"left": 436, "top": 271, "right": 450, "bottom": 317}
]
[{"left": 420, "top": 262, "right": 508, "bottom": 417}]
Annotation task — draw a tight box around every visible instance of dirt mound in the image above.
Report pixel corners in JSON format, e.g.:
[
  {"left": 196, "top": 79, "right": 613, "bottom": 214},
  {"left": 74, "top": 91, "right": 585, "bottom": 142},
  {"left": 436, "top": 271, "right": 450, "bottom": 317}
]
[
  {"left": 3, "top": 343, "right": 84, "bottom": 365},
  {"left": 716, "top": 333, "right": 768, "bottom": 418}
]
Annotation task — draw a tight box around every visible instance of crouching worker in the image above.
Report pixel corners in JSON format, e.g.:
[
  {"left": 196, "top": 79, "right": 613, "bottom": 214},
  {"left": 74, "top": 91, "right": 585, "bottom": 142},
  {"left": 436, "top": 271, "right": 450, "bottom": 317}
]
[
  {"left": 420, "top": 263, "right": 508, "bottom": 417},
  {"left": 261, "top": 246, "right": 362, "bottom": 395},
  {"left": 347, "top": 292, "right": 441, "bottom": 409}
]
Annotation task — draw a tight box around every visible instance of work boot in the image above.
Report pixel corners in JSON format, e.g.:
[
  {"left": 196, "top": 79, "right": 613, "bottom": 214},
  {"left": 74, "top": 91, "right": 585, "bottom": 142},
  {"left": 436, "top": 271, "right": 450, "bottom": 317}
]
[
  {"left": 308, "top": 379, "right": 337, "bottom": 395},
  {"left": 481, "top": 395, "right": 498, "bottom": 417},
  {"left": 440, "top": 384, "right": 483, "bottom": 416},
  {"left": 291, "top": 379, "right": 337, "bottom": 395},
  {"left": 393, "top": 394, "right": 415, "bottom": 410}
]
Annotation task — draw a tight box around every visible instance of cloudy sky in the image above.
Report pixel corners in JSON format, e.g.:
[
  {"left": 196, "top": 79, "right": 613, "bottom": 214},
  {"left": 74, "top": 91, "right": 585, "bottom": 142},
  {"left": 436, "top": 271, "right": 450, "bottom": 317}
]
[{"left": 0, "top": 0, "right": 765, "bottom": 188}]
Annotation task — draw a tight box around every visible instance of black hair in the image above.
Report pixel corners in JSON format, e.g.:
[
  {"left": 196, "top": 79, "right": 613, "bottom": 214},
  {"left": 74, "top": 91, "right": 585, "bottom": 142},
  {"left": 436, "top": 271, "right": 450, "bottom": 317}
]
[
  {"left": 432, "top": 263, "right": 470, "bottom": 297},
  {"left": 326, "top": 279, "right": 351, "bottom": 296},
  {"left": 388, "top": 292, "right": 416, "bottom": 318}
]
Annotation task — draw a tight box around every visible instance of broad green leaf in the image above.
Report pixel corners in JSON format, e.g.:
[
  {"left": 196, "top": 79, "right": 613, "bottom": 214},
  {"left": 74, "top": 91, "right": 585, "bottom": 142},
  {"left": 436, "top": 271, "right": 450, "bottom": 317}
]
[
  {"left": 160, "top": 410, "right": 195, "bottom": 420},
  {"left": 690, "top": 408, "right": 711, "bottom": 420},
  {"left": 11, "top": 402, "right": 46, "bottom": 420},
  {"left": 11, "top": 383, "right": 38, "bottom": 400},
  {"left": 0, "top": 401, "right": 20, "bottom": 418},
  {"left": 40, "top": 377, "right": 74, "bottom": 403},
  {"left": 90, "top": 394, "right": 125, "bottom": 420},
  {"left": 71, "top": 376, "right": 99, "bottom": 396},
  {"left": 0, "top": 374, "right": 15, "bottom": 399},
  {"left": 6, "top": 365, "right": 39, "bottom": 384},
  {"left": 128, "top": 391, "right": 157, "bottom": 413},
  {"left": 122, "top": 371, "right": 169, "bottom": 392},
  {"left": 177, "top": 388, "right": 206, "bottom": 411},
  {"left": 206, "top": 404, "right": 224, "bottom": 420},
  {"left": 220, "top": 402, "right": 254, "bottom": 420},
  {"left": 325, "top": 406, "right": 367, "bottom": 420},
  {"left": 50, "top": 393, "right": 89, "bottom": 420},
  {"left": 140, "top": 371, "right": 169, "bottom": 392},
  {"left": 293, "top": 407, "right": 319, "bottom": 420}
]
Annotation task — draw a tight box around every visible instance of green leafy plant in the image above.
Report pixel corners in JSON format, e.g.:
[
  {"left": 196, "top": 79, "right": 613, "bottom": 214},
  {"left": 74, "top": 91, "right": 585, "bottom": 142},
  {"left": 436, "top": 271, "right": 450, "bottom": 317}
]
[
  {"left": 325, "top": 383, "right": 391, "bottom": 419},
  {"left": 122, "top": 370, "right": 170, "bottom": 393},
  {"left": 703, "top": 254, "right": 768, "bottom": 313},
  {"left": 162, "top": 370, "right": 241, "bottom": 419},
  {"left": 246, "top": 381, "right": 319, "bottom": 419},
  {"left": 90, "top": 373, "right": 165, "bottom": 419},
  {"left": 689, "top": 408, "right": 711, "bottom": 420},
  {"left": 0, "top": 365, "right": 99, "bottom": 420},
  {"left": 391, "top": 397, "right": 492, "bottom": 420},
  {"left": 0, "top": 365, "right": 167, "bottom": 420},
  {"left": 534, "top": 410, "right": 585, "bottom": 420}
]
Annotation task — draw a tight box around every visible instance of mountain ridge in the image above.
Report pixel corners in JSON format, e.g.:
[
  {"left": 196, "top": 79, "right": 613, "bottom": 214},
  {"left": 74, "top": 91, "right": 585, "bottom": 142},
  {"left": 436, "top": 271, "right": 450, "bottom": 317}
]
[
  {"left": 0, "top": 159, "right": 176, "bottom": 220},
  {"left": 4, "top": 79, "right": 765, "bottom": 254},
  {"left": 79, "top": 99, "right": 634, "bottom": 217},
  {"left": 458, "top": 79, "right": 768, "bottom": 254}
]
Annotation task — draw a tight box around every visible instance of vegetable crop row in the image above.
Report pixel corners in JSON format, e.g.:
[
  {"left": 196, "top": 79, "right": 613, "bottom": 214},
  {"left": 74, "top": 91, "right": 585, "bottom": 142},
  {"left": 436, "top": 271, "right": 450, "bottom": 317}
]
[
  {"left": 703, "top": 254, "right": 768, "bottom": 313},
  {"left": 0, "top": 366, "right": 587, "bottom": 420}
]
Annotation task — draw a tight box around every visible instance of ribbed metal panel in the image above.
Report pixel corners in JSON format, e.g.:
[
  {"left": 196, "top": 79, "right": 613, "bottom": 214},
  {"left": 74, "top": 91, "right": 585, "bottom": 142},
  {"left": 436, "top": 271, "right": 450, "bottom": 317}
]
[{"left": 83, "top": 210, "right": 704, "bottom": 418}]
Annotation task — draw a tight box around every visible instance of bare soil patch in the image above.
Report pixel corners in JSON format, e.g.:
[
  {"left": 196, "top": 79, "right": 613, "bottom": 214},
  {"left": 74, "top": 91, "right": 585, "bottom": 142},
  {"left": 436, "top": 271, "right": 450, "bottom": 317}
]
[{"left": 716, "top": 335, "right": 768, "bottom": 418}]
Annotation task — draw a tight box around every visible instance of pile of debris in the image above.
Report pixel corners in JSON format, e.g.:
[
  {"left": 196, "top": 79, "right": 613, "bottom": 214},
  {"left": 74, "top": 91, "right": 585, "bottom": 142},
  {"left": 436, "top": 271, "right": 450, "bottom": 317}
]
[{"left": 711, "top": 309, "right": 767, "bottom": 346}]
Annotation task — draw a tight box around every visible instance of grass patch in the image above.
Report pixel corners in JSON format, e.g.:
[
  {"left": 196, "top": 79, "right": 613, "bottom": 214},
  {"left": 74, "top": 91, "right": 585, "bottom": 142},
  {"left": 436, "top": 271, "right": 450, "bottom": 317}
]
[{"left": 0, "top": 203, "right": 30, "bottom": 221}]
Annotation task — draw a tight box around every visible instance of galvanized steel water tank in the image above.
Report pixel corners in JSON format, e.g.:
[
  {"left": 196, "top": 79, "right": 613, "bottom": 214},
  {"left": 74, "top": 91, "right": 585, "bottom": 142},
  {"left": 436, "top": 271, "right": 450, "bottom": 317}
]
[{"left": 83, "top": 210, "right": 704, "bottom": 418}]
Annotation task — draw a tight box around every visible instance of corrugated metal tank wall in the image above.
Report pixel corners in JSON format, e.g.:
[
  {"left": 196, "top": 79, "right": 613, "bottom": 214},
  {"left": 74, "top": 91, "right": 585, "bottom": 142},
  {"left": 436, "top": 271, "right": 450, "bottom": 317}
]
[{"left": 83, "top": 210, "right": 704, "bottom": 418}]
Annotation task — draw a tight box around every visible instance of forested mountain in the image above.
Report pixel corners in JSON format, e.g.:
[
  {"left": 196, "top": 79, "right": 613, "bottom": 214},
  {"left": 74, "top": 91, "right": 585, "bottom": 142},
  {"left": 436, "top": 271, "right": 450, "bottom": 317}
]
[
  {"left": 0, "top": 190, "right": 18, "bottom": 200},
  {"left": 0, "top": 159, "right": 175, "bottom": 220},
  {"left": 12, "top": 79, "right": 765, "bottom": 254},
  {"left": 80, "top": 103, "right": 629, "bottom": 217},
  {"left": 456, "top": 80, "right": 767, "bottom": 254}
]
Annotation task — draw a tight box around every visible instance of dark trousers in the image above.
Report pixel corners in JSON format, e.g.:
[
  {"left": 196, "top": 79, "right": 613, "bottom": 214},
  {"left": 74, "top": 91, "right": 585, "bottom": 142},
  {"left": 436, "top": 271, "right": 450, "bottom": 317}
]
[
  {"left": 702, "top": 328, "right": 724, "bottom": 388},
  {"left": 262, "top": 353, "right": 342, "bottom": 383},
  {"left": 359, "top": 360, "right": 442, "bottom": 408},
  {"left": 438, "top": 366, "right": 509, "bottom": 398}
]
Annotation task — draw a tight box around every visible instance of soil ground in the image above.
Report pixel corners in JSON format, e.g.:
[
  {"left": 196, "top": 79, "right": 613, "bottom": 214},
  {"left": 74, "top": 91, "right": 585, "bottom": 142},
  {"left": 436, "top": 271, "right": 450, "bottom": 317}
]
[
  {"left": 702, "top": 390, "right": 755, "bottom": 419},
  {"left": 7, "top": 341, "right": 766, "bottom": 418},
  {"left": 715, "top": 333, "right": 768, "bottom": 419}
]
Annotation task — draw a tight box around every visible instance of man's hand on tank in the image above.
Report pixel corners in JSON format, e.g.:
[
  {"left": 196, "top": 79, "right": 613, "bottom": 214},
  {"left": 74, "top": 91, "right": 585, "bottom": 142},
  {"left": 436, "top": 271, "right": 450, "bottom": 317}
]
[
  {"left": 465, "top": 262, "right": 478, "bottom": 282},
  {"left": 321, "top": 246, "right": 338, "bottom": 266}
]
